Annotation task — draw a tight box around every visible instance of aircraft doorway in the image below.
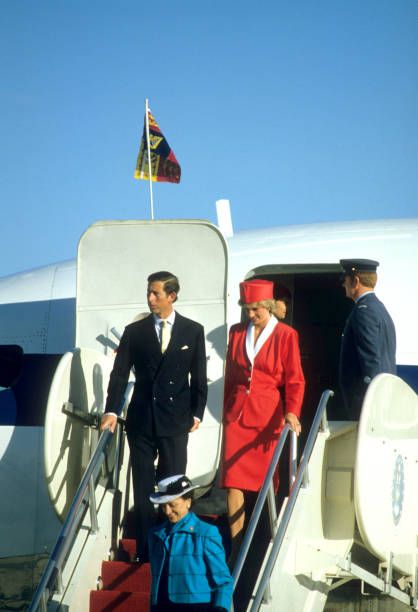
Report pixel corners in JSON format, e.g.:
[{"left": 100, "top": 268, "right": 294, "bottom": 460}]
[{"left": 248, "top": 266, "right": 352, "bottom": 432}]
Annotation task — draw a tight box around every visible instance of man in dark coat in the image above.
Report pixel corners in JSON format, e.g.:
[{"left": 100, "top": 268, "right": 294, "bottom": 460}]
[
  {"left": 339, "top": 259, "right": 396, "bottom": 420},
  {"left": 100, "top": 271, "right": 207, "bottom": 561}
]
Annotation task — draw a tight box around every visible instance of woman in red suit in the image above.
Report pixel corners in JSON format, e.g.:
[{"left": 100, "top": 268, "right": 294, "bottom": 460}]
[{"left": 221, "top": 279, "right": 305, "bottom": 564}]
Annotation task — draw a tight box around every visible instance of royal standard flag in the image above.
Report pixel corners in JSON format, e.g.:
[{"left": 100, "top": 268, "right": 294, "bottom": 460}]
[{"left": 134, "top": 109, "right": 181, "bottom": 183}]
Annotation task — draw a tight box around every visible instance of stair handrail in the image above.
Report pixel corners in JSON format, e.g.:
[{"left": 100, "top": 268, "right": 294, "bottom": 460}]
[
  {"left": 232, "top": 423, "right": 294, "bottom": 586},
  {"left": 29, "top": 382, "right": 132, "bottom": 612},
  {"left": 28, "top": 428, "right": 114, "bottom": 611},
  {"left": 249, "top": 389, "right": 333, "bottom": 611}
]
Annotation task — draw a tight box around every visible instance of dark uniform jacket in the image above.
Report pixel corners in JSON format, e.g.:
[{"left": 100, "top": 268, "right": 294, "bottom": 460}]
[
  {"left": 339, "top": 292, "right": 396, "bottom": 420},
  {"left": 105, "top": 312, "right": 207, "bottom": 437}
]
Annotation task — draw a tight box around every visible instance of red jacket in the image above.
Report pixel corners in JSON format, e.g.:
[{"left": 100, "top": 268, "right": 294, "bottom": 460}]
[{"left": 223, "top": 321, "right": 305, "bottom": 431}]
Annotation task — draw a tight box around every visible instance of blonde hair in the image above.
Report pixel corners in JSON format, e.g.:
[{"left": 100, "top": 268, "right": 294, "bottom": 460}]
[{"left": 239, "top": 299, "right": 276, "bottom": 313}]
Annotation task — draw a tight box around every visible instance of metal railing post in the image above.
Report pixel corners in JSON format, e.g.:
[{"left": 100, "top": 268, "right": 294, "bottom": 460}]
[
  {"left": 89, "top": 475, "right": 99, "bottom": 534},
  {"left": 321, "top": 407, "right": 329, "bottom": 432},
  {"left": 39, "top": 591, "right": 47, "bottom": 612},
  {"left": 266, "top": 482, "right": 278, "bottom": 534},
  {"left": 289, "top": 430, "right": 298, "bottom": 487},
  {"left": 302, "top": 464, "right": 310, "bottom": 488},
  {"left": 55, "top": 569, "right": 63, "bottom": 595}
]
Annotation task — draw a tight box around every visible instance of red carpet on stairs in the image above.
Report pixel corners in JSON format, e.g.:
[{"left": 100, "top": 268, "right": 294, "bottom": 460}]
[
  {"left": 101, "top": 561, "right": 151, "bottom": 592},
  {"left": 90, "top": 539, "right": 151, "bottom": 612},
  {"left": 90, "top": 591, "right": 149, "bottom": 612}
]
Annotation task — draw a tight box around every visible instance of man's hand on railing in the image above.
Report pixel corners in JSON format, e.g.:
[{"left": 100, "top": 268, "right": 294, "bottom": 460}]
[
  {"left": 100, "top": 413, "right": 118, "bottom": 433},
  {"left": 284, "top": 412, "right": 301, "bottom": 436}
]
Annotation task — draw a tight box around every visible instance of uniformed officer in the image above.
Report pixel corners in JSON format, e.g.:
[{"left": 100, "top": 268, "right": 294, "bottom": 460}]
[{"left": 339, "top": 259, "right": 396, "bottom": 420}]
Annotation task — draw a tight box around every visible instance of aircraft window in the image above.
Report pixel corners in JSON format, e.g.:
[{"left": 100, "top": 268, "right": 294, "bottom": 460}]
[{"left": 0, "top": 353, "right": 62, "bottom": 426}]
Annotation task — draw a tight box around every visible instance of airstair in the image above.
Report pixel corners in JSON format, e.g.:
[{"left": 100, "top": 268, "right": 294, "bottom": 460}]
[{"left": 29, "top": 373, "right": 418, "bottom": 611}]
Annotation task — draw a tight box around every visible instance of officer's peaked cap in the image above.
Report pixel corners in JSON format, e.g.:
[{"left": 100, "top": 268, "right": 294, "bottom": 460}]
[{"left": 340, "top": 259, "right": 379, "bottom": 274}]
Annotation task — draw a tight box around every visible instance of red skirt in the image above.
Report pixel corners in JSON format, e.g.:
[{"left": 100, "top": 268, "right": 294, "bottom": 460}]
[{"left": 220, "top": 418, "right": 282, "bottom": 492}]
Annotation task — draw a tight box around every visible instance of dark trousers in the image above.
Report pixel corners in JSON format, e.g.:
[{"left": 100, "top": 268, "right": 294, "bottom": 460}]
[{"left": 127, "top": 429, "right": 188, "bottom": 557}]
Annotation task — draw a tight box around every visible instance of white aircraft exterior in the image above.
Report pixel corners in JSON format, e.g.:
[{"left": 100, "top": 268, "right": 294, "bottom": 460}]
[{"left": 1, "top": 215, "right": 418, "bottom": 610}]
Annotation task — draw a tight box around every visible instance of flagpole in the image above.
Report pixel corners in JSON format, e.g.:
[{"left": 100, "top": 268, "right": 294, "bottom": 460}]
[{"left": 145, "top": 98, "right": 154, "bottom": 220}]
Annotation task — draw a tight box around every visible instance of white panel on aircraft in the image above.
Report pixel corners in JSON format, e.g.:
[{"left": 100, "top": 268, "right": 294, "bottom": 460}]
[
  {"left": 354, "top": 373, "right": 418, "bottom": 575},
  {"left": 75, "top": 220, "right": 228, "bottom": 486}
]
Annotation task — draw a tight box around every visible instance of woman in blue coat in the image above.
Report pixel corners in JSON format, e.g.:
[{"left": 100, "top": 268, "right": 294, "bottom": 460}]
[{"left": 148, "top": 474, "right": 233, "bottom": 611}]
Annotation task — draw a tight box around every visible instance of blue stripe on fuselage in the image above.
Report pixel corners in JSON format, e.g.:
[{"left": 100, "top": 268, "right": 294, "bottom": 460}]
[
  {"left": 397, "top": 365, "right": 418, "bottom": 394},
  {"left": 0, "top": 354, "right": 62, "bottom": 426}
]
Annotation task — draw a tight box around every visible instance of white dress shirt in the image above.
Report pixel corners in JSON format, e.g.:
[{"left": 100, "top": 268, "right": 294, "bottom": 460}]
[{"left": 153, "top": 310, "right": 176, "bottom": 346}]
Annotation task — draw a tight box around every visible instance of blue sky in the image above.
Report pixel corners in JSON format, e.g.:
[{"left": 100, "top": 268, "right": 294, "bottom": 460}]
[{"left": 1, "top": 1, "right": 417, "bottom": 277}]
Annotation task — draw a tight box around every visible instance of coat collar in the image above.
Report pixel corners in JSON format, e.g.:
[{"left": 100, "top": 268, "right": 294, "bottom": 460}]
[
  {"left": 153, "top": 310, "right": 176, "bottom": 326},
  {"left": 355, "top": 290, "right": 375, "bottom": 304},
  {"left": 153, "top": 511, "right": 198, "bottom": 540},
  {"left": 245, "top": 315, "right": 278, "bottom": 365}
]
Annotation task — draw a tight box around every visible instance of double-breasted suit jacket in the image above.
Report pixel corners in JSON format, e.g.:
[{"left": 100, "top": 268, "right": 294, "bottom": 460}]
[
  {"left": 105, "top": 312, "right": 207, "bottom": 437},
  {"left": 339, "top": 292, "right": 396, "bottom": 420}
]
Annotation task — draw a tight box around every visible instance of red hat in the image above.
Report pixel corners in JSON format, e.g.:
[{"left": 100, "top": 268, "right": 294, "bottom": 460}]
[{"left": 239, "top": 279, "right": 274, "bottom": 304}]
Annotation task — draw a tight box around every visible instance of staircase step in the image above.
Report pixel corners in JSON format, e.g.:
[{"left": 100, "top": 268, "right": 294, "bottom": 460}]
[
  {"left": 90, "top": 590, "right": 149, "bottom": 612},
  {"left": 101, "top": 561, "right": 151, "bottom": 592},
  {"left": 117, "top": 538, "right": 136, "bottom": 561}
]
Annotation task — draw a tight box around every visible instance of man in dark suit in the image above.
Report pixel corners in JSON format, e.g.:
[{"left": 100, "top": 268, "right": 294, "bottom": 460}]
[
  {"left": 100, "top": 271, "right": 207, "bottom": 561},
  {"left": 339, "top": 259, "right": 396, "bottom": 420}
]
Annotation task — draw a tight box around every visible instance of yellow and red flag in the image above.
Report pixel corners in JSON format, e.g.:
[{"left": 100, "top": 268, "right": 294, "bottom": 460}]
[{"left": 134, "top": 109, "right": 181, "bottom": 183}]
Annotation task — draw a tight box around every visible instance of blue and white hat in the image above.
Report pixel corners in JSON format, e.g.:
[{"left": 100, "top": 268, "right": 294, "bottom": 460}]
[{"left": 149, "top": 474, "right": 199, "bottom": 504}]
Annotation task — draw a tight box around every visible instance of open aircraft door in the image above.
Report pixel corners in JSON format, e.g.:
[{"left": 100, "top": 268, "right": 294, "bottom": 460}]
[
  {"left": 75, "top": 219, "right": 228, "bottom": 487},
  {"left": 355, "top": 373, "right": 418, "bottom": 576}
]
